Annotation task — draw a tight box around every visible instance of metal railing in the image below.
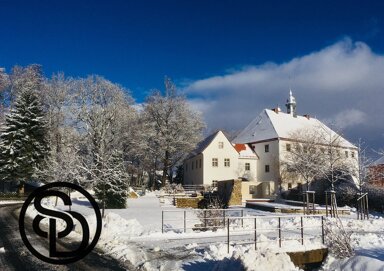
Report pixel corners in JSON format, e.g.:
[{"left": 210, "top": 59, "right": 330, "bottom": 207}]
[
  {"left": 225, "top": 215, "right": 324, "bottom": 253},
  {"left": 161, "top": 208, "right": 247, "bottom": 233},
  {"left": 161, "top": 209, "right": 324, "bottom": 253}
]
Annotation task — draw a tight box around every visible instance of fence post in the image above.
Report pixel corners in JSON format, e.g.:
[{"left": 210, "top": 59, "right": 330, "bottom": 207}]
[
  {"left": 227, "top": 218, "right": 230, "bottom": 253},
  {"left": 184, "top": 210, "right": 186, "bottom": 233},
  {"left": 325, "top": 192, "right": 328, "bottom": 217},
  {"left": 241, "top": 209, "right": 244, "bottom": 228},
  {"left": 321, "top": 216, "right": 325, "bottom": 244},
  {"left": 365, "top": 194, "right": 369, "bottom": 219},
  {"left": 300, "top": 216, "right": 304, "bottom": 245},
  {"left": 162, "top": 211, "right": 164, "bottom": 233},
  {"left": 204, "top": 210, "right": 207, "bottom": 228},
  {"left": 278, "top": 217, "right": 282, "bottom": 248},
  {"left": 223, "top": 210, "right": 226, "bottom": 227},
  {"left": 254, "top": 217, "right": 257, "bottom": 250}
]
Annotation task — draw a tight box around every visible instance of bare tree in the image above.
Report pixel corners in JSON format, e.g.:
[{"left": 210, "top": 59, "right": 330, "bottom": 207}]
[
  {"left": 8, "top": 65, "right": 43, "bottom": 106},
  {"left": 316, "top": 124, "right": 356, "bottom": 191},
  {"left": 281, "top": 129, "right": 325, "bottom": 191},
  {"left": 70, "top": 76, "right": 135, "bottom": 208},
  {"left": 40, "top": 73, "right": 74, "bottom": 156},
  {"left": 0, "top": 68, "right": 10, "bottom": 124},
  {"left": 143, "top": 77, "right": 205, "bottom": 186},
  {"left": 73, "top": 75, "right": 134, "bottom": 163},
  {"left": 352, "top": 139, "right": 373, "bottom": 193}
]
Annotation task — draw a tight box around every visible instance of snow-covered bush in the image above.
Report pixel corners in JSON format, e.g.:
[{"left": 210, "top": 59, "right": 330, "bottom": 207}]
[
  {"left": 161, "top": 183, "right": 185, "bottom": 194},
  {"left": 197, "top": 196, "right": 226, "bottom": 231},
  {"left": 324, "top": 217, "right": 354, "bottom": 259}
]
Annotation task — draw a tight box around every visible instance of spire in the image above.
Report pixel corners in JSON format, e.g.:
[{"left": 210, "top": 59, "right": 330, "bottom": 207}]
[{"left": 285, "top": 89, "right": 297, "bottom": 117}]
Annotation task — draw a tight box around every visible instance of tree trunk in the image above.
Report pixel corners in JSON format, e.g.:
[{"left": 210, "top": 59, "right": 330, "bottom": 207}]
[{"left": 161, "top": 150, "right": 169, "bottom": 187}]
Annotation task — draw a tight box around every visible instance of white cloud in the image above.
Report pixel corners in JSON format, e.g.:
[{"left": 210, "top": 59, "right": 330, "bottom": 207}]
[
  {"left": 183, "top": 38, "right": 384, "bottom": 149},
  {"left": 332, "top": 109, "right": 367, "bottom": 130}
]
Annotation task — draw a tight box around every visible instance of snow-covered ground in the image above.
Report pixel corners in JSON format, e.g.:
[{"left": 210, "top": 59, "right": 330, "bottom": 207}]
[
  {"left": 23, "top": 192, "right": 384, "bottom": 271},
  {"left": 0, "top": 200, "right": 24, "bottom": 205}
]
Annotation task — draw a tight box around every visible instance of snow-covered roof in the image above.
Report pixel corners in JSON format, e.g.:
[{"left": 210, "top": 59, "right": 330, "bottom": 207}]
[
  {"left": 372, "top": 156, "right": 384, "bottom": 166},
  {"left": 186, "top": 131, "right": 221, "bottom": 159},
  {"left": 233, "top": 109, "right": 356, "bottom": 149}
]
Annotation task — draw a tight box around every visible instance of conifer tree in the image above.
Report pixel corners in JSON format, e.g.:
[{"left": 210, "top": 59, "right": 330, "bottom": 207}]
[
  {"left": 0, "top": 87, "right": 49, "bottom": 183},
  {"left": 92, "top": 150, "right": 129, "bottom": 214}
]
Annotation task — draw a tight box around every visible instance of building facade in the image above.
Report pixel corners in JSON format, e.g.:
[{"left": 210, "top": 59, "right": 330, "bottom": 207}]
[{"left": 184, "top": 91, "right": 359, "bottom": 199}]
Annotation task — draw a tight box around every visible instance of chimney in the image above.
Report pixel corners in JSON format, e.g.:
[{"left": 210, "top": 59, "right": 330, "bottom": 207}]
[
  {"left": 272, "top": 107, "right": 281, "bottom": 114},
  {"left": 303, "top": 114, "right": 310, "bottom": 120}
]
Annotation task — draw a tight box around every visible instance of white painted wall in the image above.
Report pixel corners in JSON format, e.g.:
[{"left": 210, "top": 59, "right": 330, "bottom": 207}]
[
  {"left": 202, "top": 131, "right": 240, "bottom": 186},
  {"left": 184, "top": 153, "right": 203, "bottom": 185}
]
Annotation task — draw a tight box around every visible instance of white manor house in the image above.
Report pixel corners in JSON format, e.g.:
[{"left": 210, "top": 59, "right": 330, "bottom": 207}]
[{"left": 183, "top": 91, "right": 358, "bottom": 200}]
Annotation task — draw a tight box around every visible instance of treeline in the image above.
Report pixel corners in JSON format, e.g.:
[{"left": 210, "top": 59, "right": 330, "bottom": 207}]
[{"left": 0, "top": 64, "right": 205, "bottom": 209}]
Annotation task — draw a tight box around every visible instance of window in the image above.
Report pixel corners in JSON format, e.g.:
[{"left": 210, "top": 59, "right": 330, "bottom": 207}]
[
  {"left": 351, "top": 152, "right": 355, "bottom": 158},
  {"left": 195, "top": 160, "right": 198, "bottom": 169},
  {"left": 224, "top": 158, "right": 230, "bottom": 167},
  {"left": 199, "top": 159, "right": 202, "bottom": 168},
  {"left": 320, "top": 147, "right": 325, "bottom": 154},
  {"left": 288, "top": 183, "right": 292, "bottom": 189},
  {"left": 245, "top": 163, "right": 250, "bottom": 171},
  {"left": 185, "top": 164, "right": 188, "bottom": 172},
  {"left": 265, "top": 144, "right": 269, "bottom": 153},
  {"left": 345, "top": 151, "right": 349, "bottom": 158},
  {"left": 218, "top": 142, "right": 224, "bottom": 149},
  {"left": 212, "top": 158, "right": 218, "bottom": 167},
  {"left": 303, "top": 146, "right": 308, "bottom": 153},
  {"left": 265, "top": 165, "right": 270, "bottom": 173},
  {"left": 286, "top": 143, "right": 291, "bottom": 151}
]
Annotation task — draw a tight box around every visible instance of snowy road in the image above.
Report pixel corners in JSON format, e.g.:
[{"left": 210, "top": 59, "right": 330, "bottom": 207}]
[{"left": 0, "top": 204, "right": 129, "bottom": 271}]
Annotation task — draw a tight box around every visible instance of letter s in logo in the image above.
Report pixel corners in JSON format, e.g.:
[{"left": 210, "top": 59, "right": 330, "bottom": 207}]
[{"left": 19, "top": 182, "right": 102, "bottom": 265}]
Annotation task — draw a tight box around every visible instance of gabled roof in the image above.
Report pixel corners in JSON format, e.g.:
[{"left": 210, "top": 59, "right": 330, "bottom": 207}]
[
  {"left": 233, "top": 109, "right": 356, "bottom": 149},
  {"left": 372, "top": 155, "right": 384, "bottom": 166},
  {"left": 186, "top": 131, "right": 220, "bottom": 159}
]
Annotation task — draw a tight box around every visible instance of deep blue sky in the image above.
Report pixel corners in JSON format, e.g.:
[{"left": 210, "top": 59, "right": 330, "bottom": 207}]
[{"left": 0, "top": 0, "right": 383, "bottom": 102}]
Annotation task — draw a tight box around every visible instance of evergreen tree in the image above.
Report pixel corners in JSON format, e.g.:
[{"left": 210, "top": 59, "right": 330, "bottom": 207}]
[
  {"left": 92, "top": 150, "right": 129, "bottom": 213},
  {"left": 0, "top": 87, "right": 49, "bottom": 182}
]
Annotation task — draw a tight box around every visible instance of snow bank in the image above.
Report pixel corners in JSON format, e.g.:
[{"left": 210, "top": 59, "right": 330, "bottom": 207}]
[
  {"left": 323, "top": 255, "right": 384, "bottom": 271},
  {"left": 0, "top": 200, "right": 24, "bottom": 205},
  {"left": 191, "top": 244, "right": 301, "bottom": 271}
]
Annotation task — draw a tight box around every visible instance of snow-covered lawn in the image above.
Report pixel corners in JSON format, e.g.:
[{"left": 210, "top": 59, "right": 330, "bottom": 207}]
[{"left": 24, "top": 192, "right": 384, "bottom": 270}]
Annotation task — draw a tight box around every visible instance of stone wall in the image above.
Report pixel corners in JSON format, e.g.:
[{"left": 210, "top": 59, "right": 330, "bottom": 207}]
[
  {"left": 217, "top": 179, "right": 242, "bottom": 206},
  {"left": 175, "top": 197, "right": 203, "bottom": 208}
]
